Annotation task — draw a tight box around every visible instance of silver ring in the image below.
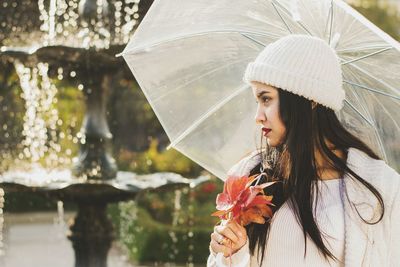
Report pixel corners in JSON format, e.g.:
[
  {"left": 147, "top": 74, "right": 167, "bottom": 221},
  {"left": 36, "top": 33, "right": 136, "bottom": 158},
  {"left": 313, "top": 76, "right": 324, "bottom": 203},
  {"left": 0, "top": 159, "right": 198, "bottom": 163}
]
[{"left": 217, "top": 235, "right": 224, "bottom": 244}]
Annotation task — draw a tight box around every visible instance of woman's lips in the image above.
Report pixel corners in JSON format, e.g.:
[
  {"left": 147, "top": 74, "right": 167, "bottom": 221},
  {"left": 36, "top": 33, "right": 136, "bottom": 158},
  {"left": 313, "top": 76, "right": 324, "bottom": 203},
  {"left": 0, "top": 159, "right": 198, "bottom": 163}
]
[{"left": 262, "top": 128, "right": 271, "bottom": 136}]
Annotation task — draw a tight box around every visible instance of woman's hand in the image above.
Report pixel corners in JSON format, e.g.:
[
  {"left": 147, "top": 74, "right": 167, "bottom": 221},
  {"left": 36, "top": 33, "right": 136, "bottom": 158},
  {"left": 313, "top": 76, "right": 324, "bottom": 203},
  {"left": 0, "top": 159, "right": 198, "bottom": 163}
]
[{"left": 209, "top": 220, "right": 247, "bottom": 257}]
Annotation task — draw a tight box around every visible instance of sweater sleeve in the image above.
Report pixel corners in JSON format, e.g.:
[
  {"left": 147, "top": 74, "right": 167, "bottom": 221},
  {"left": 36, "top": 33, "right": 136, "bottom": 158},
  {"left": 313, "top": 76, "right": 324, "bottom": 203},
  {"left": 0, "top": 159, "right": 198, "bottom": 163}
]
[
  {"left": 227, "top": 151, "right": 260, "bottom": 178},
  {"left": 388, "top": 168, "right": 400, "bottom": 266},
  {"left": 206, "top": 240, "right": 251, "bottom": 267}
]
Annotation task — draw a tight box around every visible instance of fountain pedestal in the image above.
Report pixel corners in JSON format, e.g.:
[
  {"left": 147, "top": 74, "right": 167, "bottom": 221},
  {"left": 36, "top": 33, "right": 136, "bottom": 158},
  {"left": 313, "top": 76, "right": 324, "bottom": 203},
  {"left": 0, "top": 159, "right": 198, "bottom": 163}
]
[{"left": 68, "top": 202, "right": 113, "bottom": 267}]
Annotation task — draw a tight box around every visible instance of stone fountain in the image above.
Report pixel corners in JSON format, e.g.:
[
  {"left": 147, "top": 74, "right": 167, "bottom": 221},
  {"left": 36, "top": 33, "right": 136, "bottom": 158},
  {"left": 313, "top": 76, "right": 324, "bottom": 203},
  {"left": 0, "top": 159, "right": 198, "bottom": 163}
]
[{"left": 0, "top": 1, "right": 209, "bottom": 266}]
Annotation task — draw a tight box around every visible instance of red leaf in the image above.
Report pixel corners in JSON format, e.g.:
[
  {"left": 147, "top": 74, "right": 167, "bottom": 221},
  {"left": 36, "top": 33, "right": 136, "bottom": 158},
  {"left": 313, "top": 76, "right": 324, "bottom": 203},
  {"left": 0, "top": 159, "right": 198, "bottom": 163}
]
[
  {"left": 216, "top": 193, "right": 233, "bottom": 210},
  {"left": 211, "top": 174, "right": 275, "bottom": 226},
  {"left": 225, "top": 175, "right": 248, "bottom": 200}
]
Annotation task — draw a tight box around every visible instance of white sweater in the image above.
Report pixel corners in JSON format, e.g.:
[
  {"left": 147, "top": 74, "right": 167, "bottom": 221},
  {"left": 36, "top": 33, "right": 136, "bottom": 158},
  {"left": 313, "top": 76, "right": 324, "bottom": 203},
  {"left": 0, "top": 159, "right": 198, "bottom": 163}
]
[
  {"left": 207, "top": 148, "right": 400, "bottom": 267},
  {"left": 259, "top": 179, "right": 345, "bottom": 266}
]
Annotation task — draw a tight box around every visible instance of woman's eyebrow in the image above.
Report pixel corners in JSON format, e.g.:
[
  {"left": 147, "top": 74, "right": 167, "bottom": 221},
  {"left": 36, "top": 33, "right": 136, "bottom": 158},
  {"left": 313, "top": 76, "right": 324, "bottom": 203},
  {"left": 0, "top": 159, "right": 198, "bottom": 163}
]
[{"left": 256, "top": 90, "right": 271, "bottom": 97}]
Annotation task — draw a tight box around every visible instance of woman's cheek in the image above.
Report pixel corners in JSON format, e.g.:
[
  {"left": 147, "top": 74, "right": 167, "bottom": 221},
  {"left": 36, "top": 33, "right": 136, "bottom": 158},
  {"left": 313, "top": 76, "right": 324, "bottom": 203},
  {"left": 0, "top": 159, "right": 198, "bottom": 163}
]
[{"left": 264, "top": 107, "right": 275, "bottom": 121}]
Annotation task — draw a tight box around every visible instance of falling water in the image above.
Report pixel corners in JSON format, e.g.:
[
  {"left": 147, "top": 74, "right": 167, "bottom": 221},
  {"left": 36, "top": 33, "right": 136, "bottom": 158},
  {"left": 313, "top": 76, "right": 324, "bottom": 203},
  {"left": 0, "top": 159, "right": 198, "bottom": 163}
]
[
  {"left": 37, "top": 0, "right": 141, "bottom": 49},
  {"left": 13, "top": 61, "right": 63, "bottom": 168},
  {"left": 172, "top": 189, "right": 182, "bottom": 227},
  {"left": 118, "top": 200, "right": 139, "bottom": 255},
  {"left": 0, "top": 188, "right": 4, "bottom": 259},
  {"left": 54, "top": 200, "right": 67, "bottom": 238},
  {"left": 167, "top": 189, "right": 182, "bottom": 261},
  {"left": 113, "top": 0, "right": 141, "bottom": 44},
  {"left": 187, "top": 185, "right": 195, "bottom": 266},
  {"left": 0, "top": 58, "right": 69, "bottom": 261}
]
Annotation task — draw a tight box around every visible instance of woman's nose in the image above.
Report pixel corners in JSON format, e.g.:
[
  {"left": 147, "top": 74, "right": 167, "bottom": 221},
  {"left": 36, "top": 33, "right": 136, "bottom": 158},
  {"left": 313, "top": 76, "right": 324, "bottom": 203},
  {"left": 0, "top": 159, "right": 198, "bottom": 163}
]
[{"left": 255, "top": 105, "right": 265, "bottom": 125}]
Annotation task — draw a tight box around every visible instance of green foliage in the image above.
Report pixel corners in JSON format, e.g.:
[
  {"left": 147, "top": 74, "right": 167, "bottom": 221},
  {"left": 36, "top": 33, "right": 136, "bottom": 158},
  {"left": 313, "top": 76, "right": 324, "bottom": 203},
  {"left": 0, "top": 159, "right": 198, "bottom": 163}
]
[
  {"left": 0, "top": 63, "right": 25, "bottom": 171},
  {"left": 351, "top": 0, "right": 400, "bottom": 41},
  {"left": 109, "top": 202, "right": 212, "bottom": 264},
  {"left": 106, "top": 72, "right": 204, "bottom": 177},
  {"left": 107, "top": 178, "right": 224, "bottom": 264},
  {"left": 117, "top": 138, "right": 204, "bottom": 177},
  {"left": 107, "top": 74, "right": 165, "bottom": 152},
  {"left": 54, "top": 84, "right": 85, "bottom": 160},
  {"left": 134, "top": 178, "right": 222, "bottom": 225}
]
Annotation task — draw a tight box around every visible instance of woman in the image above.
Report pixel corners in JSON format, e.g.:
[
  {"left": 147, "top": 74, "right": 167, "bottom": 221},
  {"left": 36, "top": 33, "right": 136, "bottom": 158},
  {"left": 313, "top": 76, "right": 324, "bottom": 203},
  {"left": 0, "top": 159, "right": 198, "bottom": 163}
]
[{"left": 207, "top": 34, "right": 400, "bottom": 266}]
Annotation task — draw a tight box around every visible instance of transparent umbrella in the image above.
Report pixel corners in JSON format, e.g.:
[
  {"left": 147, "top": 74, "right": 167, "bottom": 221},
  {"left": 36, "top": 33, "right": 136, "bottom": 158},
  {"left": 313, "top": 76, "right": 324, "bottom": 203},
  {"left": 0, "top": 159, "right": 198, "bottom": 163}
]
[{"left": 120, "top": 0, "right": 400, "bottom": 180}]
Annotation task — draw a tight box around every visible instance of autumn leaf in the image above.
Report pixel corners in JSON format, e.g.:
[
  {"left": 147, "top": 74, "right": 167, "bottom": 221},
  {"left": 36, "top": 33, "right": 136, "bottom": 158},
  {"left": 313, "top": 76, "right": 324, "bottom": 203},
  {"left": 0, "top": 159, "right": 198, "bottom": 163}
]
[{"left": 211, "top": 174, "right": 275, "bottom": 226}]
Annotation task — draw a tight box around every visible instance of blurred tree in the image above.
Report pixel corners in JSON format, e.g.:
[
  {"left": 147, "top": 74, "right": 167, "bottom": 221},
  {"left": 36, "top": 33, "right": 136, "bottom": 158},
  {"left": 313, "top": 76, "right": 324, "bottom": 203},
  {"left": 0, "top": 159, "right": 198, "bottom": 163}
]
[
  {"left": 349, "top": 0, "right": 400, "bottom": 41},
  {"left": 106, "top": 69, "right": 166, "bottom": 152},
  {"left": 0, "top": 61, "right": 25, "bottom": 172},
  {"left": 106, "top": 69, "right": 203, "bottom": 177}
]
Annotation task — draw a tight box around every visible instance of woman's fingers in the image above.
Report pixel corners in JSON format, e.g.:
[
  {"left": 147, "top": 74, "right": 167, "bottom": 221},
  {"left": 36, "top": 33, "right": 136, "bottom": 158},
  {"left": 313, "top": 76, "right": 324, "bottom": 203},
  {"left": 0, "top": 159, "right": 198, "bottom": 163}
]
[
  {"left": 215, "top": 224, "right": 239, "bottom": 243},
  {"left": 210, "top": 220, "right": 247, "bottom": 257},
  {"left": 210, "top": 239, "right": 234, "bottom": 256},
  {"left": 229, "top": 220, "right": 247, "bottom": 239},
  {"left": 211, "top": 232, "right": 224, "bottom": 244}
]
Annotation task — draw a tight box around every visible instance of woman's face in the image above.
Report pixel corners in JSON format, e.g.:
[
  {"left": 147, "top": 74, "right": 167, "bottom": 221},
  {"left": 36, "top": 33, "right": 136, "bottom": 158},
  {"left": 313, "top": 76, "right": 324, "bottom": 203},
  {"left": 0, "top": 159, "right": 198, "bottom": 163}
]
[{"left": 251, "top": 81, "right": 286, "bottom": 147}]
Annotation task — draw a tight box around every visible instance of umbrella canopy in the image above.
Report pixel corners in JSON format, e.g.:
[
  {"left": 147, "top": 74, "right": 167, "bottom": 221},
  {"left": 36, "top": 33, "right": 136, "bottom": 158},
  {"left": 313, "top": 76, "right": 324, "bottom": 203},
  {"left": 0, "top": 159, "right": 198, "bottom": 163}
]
[{"left": 121, "top": 0, "right": 400, "bottom": 180}]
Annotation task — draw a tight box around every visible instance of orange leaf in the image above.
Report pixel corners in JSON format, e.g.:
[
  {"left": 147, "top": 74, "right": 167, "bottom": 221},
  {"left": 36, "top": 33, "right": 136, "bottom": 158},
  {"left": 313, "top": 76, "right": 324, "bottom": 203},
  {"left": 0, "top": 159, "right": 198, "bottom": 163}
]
[
  {"left": 240, "top": 207, "right": 266, "bottom": 226},
  {"left": 211, "top": 210, "right": 229, "bottom": 217},
  {"left": 255, "top": 204, "right": 273, "bottom": 218}
]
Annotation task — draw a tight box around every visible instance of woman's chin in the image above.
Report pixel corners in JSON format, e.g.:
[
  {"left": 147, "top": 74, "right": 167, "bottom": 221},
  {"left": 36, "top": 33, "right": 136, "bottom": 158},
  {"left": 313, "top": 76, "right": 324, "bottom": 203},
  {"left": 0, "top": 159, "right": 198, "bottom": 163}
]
[
  {"left": 266, "top": 138, "right": 276, "bottom": 147},
  {"left": 266, "top": 137, "right": 282, "bottom": 148}
]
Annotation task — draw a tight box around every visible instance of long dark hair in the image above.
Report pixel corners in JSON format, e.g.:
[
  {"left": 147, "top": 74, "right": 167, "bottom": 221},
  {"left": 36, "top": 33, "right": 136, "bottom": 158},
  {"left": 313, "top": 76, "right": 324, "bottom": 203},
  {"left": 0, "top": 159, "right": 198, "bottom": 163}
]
[{"left": 245, "top": 88, "right": 384, "bottom": 266}]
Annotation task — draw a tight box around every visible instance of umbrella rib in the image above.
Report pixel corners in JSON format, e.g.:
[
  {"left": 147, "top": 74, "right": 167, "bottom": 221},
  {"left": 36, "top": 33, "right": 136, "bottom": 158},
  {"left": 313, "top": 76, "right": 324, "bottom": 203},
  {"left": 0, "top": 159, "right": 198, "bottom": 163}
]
[
  {"left": 281, "top": 1, "right": 313, "bottom": 35},
  {"left": 272, "top": 0, "right": 313, "bottom": 36},
  {"left": 121, "top": 30, "right": 278, "bottom": 55},
  {"left": 343, "top": 80, "right": 400, "bottom": 101},
  {"left": 370, "top": 94, "right": 400, "bottom": 162},
  {"left": 343, "top": 98, "right": 385, "bottom": 160},
  {"left": 153, "top": 56, "right": 254, "bottom": 102},
  {"left": 241, "top": 33, "right": 267, "bottom": 46},
  {"left": 344, "top": 99, "right": 374, "bottom": 126},
  {"left": 297, "top": 0, "right": 321, "bottom": 35},
  {"left": 341, "top": 47, "right": 393, "bottom": 65},
  {"left": 352, "top": 90, "right": 389, "bottom": 162},
  {"left": 345, "top": 75, "right": 374, "bottom": 121},
  {"left": 344, "top": 70, "right": 396, "bottom": 163},
  {"left": 346, "top": 63, "right": 399, "bottom": 98},
  {"left": 373, "top": 124, "right": 388, "bottom": 163},
  {"left": 345, "top": 79, "right": 385, "bottom": 160},
  {"left": 167, "top": 84, "right": 249, "bottom": 150},
  {"left": 328, "top": 0, "right": 334, "bottom": 45},
  {"left": 271, "top": 0, "right": 293, "bottom": 34},
  {"left": 336, "top": 45, "right": 392, "bottom": 53},
  {"left": 294, "top": 20, "right": 313, "bottom": 36}
]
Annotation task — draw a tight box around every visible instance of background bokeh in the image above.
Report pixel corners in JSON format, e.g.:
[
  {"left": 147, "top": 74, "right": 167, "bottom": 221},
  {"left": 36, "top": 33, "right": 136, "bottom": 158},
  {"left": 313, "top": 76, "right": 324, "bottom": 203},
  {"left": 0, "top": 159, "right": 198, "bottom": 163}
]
[{"left": 0, "top": 0, "right": 399, "bottom": 266}]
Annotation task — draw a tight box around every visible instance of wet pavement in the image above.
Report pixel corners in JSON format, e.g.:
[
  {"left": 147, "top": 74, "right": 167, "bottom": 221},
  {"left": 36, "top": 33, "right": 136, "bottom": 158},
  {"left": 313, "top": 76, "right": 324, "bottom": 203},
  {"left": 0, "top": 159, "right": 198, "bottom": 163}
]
[
  {"left": 0, "top": 211, "right": 203, "bottom": 267},
  {"left": 0, "top": 211, "right": 134, "bottom": 267}
]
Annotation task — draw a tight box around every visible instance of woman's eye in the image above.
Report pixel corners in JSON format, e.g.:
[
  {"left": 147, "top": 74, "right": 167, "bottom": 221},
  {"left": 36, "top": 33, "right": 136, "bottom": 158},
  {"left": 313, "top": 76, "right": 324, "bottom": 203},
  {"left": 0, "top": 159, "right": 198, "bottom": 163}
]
[
  {"left": 261, "top": 97, "right": 270, "bottom": 103},
  {"left": 255, "top": 97, "right": 270, "bottom": 105}
]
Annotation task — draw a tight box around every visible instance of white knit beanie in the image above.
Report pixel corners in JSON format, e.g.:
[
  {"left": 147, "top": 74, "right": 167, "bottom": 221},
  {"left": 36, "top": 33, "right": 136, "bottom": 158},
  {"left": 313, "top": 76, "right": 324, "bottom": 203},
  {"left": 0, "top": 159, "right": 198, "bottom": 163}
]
[{"left": 243, "top": 34, "right": 345, "bottom": 111}]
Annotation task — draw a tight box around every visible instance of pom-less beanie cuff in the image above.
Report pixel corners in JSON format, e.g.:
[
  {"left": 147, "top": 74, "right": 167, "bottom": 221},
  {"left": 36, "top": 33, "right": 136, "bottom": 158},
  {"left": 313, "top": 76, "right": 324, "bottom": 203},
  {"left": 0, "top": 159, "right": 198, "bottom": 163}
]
[{"left": 243, "top": 62, "right": 345, "bottom": 111}]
